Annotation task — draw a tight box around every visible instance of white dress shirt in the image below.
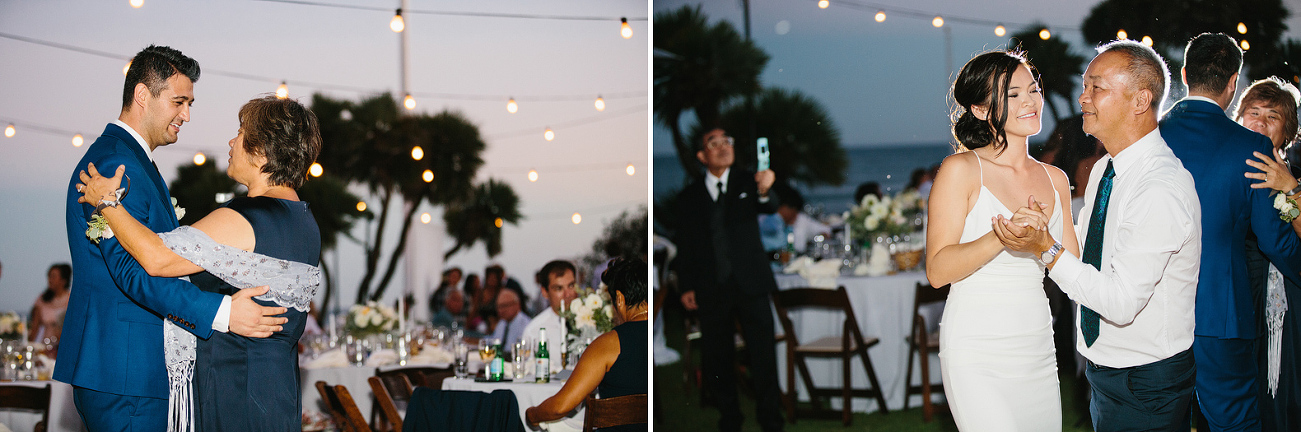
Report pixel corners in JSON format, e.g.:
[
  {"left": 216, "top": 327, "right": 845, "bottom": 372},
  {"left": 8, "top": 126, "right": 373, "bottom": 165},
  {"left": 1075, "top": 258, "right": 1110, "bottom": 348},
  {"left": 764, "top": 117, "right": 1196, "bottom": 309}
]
[
  {"left": 113, "top": 119, "right": 234, "bottom": 333},
  {"left": 705, "top": 167, "right": 769, "bottom": 203},
  {"left": 1049, "top": 128, "right": 1201, "bottom": 368},
  {"left": 521, "top": 308, "right": 566, "bottom": 374}
]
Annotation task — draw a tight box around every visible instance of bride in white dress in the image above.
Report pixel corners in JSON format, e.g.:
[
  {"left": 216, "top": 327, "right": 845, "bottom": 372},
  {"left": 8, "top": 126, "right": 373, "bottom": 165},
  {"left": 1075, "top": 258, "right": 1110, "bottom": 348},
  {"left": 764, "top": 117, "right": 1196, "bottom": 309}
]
[{"left": 924, "top": 51, "right": 1080, "bottom": 431}]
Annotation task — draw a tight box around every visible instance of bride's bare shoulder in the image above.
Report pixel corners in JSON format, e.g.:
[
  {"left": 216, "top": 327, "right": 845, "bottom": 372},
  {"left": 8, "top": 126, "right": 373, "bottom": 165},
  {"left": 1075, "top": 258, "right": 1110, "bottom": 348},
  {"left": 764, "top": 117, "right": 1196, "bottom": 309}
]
[{"left": 936, "top": 151, "right": 980, "bottom": 183}]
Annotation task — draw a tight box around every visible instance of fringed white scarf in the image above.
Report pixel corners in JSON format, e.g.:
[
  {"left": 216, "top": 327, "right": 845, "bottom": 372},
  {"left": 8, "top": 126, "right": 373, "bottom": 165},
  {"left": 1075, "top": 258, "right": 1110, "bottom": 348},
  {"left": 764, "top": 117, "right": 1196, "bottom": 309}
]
[
  {"left": 1266, "top": 264, "right": 1288, "bottom": 397},
  {"left": 158, "top": 226, "right": 320, "bottom": 432}
]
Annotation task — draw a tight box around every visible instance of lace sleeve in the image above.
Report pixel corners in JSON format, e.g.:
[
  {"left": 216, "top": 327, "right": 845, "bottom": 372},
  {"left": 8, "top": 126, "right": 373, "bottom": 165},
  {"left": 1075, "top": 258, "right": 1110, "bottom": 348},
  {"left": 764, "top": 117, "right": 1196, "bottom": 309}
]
[{"left": 157, "top": 226, "right": 319, "bottom": 312}]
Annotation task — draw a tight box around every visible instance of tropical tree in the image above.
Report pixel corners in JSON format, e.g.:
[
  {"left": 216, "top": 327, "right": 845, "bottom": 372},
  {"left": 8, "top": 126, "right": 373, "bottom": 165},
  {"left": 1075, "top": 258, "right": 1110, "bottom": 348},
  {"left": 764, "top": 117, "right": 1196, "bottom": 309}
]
[
  {"left": 711, "top": 88, "right": 846, "bottom": 188},
  {"left": 170, "top": 162, "right": 237, "bottom": 226},
  {"left": 1009, "top": 23, "right": 1087, "bottom": 122},
  {"left": 654, "top": 5, "right": 769, "bottom": 177},
  {"left": 442, "top": 179, "right": 523, "bottom": 260},
  {"left": 579, "top": 205, "right": 648, "bottom": 271}
]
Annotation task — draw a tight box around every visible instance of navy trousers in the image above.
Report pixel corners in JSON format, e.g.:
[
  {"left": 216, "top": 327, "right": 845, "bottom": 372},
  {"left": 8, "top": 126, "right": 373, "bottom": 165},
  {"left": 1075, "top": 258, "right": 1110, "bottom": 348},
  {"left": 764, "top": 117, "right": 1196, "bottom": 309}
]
[
  {"left": 1086, "top": 349, "right": 1195, "bottom": 432},
  {"left": 72, "top": 386, "right": 167, "bottom": 432},
  {"left": 1194, "top": 336, "right": 1260, "bottom": 431}
]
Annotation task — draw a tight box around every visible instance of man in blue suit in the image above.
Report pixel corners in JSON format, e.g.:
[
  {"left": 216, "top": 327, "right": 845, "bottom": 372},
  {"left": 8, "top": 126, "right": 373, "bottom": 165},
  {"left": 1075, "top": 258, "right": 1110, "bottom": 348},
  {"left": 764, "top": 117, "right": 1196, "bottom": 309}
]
[
  {"left": 1162, "top": 33, "right": 1301, "bottom": 431},
  {"left": 58, "top": 45, "right": 289, "bottom": 431}
]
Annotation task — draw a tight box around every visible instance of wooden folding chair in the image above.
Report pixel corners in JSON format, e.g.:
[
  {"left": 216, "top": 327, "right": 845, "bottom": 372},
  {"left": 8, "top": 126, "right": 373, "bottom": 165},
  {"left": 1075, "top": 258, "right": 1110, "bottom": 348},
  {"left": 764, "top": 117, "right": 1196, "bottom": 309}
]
[
  {"left": 903, "top": 282, "right": 950, "bottom": 422},
  {"left": 315, "top": 380, "right": 371, "bottom": 432},
  {"left": 771, "top": 286, "right": 889, "bottom": 426},
  {"left": 0, "top": 384, "right": 51, "bottom": 432},
  {"left": 369, "top": 375, "right": 413, "bottom": 432},
  {"left": 581, "top": 393, "right": 648, "bottom": 432}
]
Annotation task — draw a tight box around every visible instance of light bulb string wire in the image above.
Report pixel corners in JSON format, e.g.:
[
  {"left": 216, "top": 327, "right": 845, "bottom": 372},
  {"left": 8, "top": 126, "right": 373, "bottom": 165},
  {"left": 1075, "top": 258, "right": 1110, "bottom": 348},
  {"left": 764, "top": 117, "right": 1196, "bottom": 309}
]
[
  {"left": 253, "top": 0, "right": 647, "bottom": 22},
  {"left": 825, "top": 0, "right": 1082, "bottom": 32},
  {"left": 486, "top": 106, "right": 645, "bottom": 140},
  {"left": 0, "top": 117, "right": 80, "bottom": 137}
]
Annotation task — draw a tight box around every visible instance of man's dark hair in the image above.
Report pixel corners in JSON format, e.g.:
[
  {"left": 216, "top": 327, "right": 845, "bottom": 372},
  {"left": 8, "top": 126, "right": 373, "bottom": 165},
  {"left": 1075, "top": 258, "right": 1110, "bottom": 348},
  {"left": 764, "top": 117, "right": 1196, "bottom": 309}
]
[
  {"left": 121, "top": 45, "right": 200, "bottom": 109},
  {"left": 601, "top": 257, "right": 647, "bottom": 307},
  {"left": 774, "top": 183, "right": 804, "bottom": 209},
  {"left": 535, "top": 260, "right": 576, "bottom": 290},
  {"left": 1184, "top": 33, "right": 1242, "bottom": 96}
]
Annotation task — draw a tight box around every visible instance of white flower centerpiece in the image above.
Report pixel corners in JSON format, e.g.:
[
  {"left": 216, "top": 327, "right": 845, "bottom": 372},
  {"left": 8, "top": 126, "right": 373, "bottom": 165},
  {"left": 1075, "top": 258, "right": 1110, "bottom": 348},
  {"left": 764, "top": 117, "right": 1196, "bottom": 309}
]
[
  {"left": 560, "top": 285, "right": 615, "bottom": 358},
  {"left": 345, "top": 301, "right": 398, "bottom": 337},
  {"left": 0, "top": 311, "right": 23, "bottom": 340}
]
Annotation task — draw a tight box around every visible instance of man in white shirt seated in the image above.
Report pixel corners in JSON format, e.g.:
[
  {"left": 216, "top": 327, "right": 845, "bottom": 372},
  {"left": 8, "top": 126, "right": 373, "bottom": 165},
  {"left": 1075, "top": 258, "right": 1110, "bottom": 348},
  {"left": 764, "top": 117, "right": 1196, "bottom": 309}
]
[
  {"left": 490, "top": 288, "right": 531, "bottom": 351},
  {"left": 758, "top": 185, "right": 830, "bottom": 254},
  {"left": 523, "top": 260, "right": 579, "bottom": 373}
]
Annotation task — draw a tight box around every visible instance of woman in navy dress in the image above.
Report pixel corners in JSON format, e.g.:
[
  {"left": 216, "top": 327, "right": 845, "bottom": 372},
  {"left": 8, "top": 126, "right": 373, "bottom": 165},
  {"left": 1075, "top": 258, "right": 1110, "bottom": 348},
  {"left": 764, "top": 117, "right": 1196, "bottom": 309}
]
[{"left": 79, "top": 95, "right": 322, "bottom": 431}]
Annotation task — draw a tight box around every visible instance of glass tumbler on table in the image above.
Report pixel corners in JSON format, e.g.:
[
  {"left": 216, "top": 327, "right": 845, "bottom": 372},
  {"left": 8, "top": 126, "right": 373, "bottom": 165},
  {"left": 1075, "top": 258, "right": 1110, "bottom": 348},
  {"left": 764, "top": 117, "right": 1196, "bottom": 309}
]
[{"left": 454, "top": 342, "right": 470, "bottom": 379}]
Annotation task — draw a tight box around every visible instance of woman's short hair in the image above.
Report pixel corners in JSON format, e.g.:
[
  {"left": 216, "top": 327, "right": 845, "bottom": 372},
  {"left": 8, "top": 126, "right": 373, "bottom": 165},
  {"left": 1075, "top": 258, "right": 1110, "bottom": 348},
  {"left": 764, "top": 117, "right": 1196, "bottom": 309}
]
[
  {"left": 951, "top": 50, "right": 1034, "bottom": 154},
  {"left": 1235, "top": 76, "right": 1301, "bottom": 148},
  {"left": 600, "top": 257, "right": 647, "bottom": 307},
  {"left": 237, "top": 95, "right": 322, "bottom": 189}
]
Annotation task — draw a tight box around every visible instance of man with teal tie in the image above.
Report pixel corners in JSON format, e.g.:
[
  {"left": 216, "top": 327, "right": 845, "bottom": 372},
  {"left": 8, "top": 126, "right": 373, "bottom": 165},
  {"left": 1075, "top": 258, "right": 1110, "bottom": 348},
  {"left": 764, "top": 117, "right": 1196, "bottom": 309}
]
[{"left": 993, "top": 40, "right": 1201, "bottom": 432}]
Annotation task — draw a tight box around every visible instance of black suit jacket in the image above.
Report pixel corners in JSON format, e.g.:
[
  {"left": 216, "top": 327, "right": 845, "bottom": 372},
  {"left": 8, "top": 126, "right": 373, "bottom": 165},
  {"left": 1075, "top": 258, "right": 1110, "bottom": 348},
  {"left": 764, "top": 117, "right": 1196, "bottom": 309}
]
[{"left": 673, "top": 168, "right": 779, "bottom": 302}]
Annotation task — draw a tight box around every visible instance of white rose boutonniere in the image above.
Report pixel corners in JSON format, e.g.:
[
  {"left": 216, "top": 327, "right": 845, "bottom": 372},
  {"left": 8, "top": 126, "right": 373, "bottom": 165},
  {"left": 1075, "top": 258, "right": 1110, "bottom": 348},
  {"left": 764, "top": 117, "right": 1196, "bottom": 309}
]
[
  {"left": 1275, "top": 192, "right": 1299, "bottom": 223},
  {"left": 86, "top": 214, "right": 114, "bottom": 244},
  {"left": 171, "top": 197, "right": 186, "bottom": 220}
]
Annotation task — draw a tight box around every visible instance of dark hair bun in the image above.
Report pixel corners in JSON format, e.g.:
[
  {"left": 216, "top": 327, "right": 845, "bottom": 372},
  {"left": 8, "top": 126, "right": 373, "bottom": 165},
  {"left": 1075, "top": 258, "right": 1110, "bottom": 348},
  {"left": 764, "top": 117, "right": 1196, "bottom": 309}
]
[{"left": 954, "top": 110, "right": 994, "bottom": 149}]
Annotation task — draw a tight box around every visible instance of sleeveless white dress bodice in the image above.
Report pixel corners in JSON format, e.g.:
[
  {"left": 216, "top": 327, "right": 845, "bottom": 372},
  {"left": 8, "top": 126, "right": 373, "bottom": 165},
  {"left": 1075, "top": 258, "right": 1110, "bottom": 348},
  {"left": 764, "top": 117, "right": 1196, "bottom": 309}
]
[{"left": 938, "top": 156, "right": 1063, "bottom": 431}]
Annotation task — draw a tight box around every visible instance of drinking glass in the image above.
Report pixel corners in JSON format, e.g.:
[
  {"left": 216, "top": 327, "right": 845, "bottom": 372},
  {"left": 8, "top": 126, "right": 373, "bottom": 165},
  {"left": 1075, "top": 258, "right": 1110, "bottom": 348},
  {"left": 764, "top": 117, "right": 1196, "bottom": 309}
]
[
  {"left": 512, "top": 342, "right": 527, "bottom": 380},
  {"left": 478, "top": 339, "right": 497, "bottom": 362},
  {"left": 453, "top": 342, "right": 470, "bottom": 379}
]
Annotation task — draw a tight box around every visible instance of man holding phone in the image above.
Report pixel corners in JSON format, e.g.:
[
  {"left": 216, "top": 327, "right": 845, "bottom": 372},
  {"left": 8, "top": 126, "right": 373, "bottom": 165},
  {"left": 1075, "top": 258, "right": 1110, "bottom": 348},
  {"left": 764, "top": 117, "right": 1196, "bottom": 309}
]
[{"left": 674, "top": 127, "right": 784, "bottom": 432}]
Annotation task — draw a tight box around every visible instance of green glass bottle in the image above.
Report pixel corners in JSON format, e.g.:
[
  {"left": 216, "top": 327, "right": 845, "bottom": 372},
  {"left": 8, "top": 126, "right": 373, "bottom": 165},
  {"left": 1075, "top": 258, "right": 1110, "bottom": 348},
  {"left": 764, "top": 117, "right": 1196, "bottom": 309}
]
[
  {"left": 535, "top": 328, "right": 550, "bottom": 383},
  {"left": 489, "top": 341, "right": 505, "bottom": 381}
]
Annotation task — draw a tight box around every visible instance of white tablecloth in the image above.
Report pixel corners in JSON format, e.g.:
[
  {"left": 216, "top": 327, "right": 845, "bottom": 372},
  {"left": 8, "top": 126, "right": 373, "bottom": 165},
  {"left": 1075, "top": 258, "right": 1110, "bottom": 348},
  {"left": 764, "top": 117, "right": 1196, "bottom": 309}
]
[
  {"left": 774, "top": 271, "right": 943, "bottom": 414},
  {"left": 0, "top": 380, "right": 85, "bottom": 432},
  {"left": 442, "top": 377, "right": 582, "bottom": 431}
]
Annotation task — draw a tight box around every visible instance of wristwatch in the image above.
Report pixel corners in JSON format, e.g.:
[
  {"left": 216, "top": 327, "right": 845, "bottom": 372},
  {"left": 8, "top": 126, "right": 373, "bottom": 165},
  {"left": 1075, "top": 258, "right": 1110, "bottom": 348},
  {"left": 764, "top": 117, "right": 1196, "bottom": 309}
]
[{"left": 1039, "top": 242, "right": 1064, "bottom": 266}]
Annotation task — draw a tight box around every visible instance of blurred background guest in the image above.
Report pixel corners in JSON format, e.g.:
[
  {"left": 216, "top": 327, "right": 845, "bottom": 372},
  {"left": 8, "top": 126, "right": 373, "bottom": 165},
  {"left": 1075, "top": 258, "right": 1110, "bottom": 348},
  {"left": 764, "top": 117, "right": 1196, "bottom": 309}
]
[
  {"left": 432, "top": 288, "right": 468, "bottom": 329},
  {"left": 464, "top": 273, "right": 487, "bottom": 333},
  {"left": 759, "top": 184, "right": 829, "bottom": 254},
  {"left": 29, "top": 263, "right": 71, "bottom": 344},
  {"left": 490, "top": 288, "right": 530, "bottom": 350},
  {"left": 853, "top": 181, "right": 882, "bottom": 205},
  {"left": 428, "top": 267, "right": 463, "bottom": 317},
  {"left": 524, "top": 260, "right": 579, "bottom": 374}
]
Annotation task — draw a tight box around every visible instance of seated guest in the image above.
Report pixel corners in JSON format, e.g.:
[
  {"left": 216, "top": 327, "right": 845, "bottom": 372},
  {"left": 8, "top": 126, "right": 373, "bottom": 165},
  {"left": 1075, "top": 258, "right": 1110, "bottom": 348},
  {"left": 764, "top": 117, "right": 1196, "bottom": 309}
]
[
  {"left": 29, "top": 263, "right": 72, "bottom": 343},
  {"left": 428, "top": 267, "right": 463, "bottom": 315},
  {"left": 490, "top": 288, "right": 530, "bottom": 349},
  {"left": 523, "top": 260, "right": 580, "bottom": 374},
  {"left": 526, "top": 258, "right": 648, "bottom": 431},
  {"left": 432, "top": 288, "right": 468, "bottom": 328},
  {"left": 759, "top": 184, "right": 829, "bottom": 253},
  {"left": 853, "top": 181, "right": 882, "bottom": 205}
]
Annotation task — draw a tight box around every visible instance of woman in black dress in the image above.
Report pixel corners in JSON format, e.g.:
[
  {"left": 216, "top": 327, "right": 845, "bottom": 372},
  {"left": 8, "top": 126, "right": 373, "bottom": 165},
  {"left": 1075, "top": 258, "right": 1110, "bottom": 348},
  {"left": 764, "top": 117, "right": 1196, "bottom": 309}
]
[
  {"left": 78, "top": 95, "right": 322, "bottom": 431},
  {"left": 526, "top": 257, "right": 648, "bottom": 431}
]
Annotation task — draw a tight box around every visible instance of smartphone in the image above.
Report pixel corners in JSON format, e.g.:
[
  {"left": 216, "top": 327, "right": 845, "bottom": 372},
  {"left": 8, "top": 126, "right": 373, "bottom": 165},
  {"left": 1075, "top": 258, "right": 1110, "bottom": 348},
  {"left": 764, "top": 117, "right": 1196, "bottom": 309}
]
[{"left": 757, "top": 137, "right": 770, "bottom": 172}]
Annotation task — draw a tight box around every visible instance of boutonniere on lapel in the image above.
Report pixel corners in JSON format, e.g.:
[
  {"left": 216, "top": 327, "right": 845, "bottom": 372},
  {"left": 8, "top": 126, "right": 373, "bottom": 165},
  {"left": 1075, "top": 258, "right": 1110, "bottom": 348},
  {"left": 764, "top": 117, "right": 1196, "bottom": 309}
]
[
  {"left": 171, "top": 197, "right": 186, "bottom": 220},
  {"left": 1274, "top": 193, "right": 1299, "bottom": 223}
]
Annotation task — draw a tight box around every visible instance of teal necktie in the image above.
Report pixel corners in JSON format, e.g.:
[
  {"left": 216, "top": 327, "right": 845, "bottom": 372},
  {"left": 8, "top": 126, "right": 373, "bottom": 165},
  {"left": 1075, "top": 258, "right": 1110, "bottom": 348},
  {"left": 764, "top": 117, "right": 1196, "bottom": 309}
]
[{"left": 1080, "top": 160, "right": 1115, "bottom": 347}]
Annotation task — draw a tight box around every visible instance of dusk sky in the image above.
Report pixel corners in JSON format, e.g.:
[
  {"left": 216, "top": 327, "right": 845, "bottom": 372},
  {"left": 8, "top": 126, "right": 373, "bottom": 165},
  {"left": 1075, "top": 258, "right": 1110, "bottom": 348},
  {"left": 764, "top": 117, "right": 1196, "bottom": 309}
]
[{"left": 0, "top": 0, "right": 647, "bottom": 315}]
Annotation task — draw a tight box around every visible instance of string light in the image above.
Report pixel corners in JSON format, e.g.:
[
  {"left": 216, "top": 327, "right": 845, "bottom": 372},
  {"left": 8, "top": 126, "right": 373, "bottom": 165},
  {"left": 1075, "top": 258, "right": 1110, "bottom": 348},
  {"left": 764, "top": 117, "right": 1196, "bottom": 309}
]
[
  {"left": 506, "top": 98, "right": 518, "bottom": 113},
  {"left": 403, "top": 94, "right": 416, "bottom": 110},
  {"left": 123, "top": 61, "right": 131, "bottom": 76},
  {"left": 818, "top": 0, "right": 829, "bottom": 9},
  {"left": 626, "top": 164, "right": 634, "bottom": 176},
  {"left": 1241, "top": 40, "right": 1250, "bottom": 50},
  {"left": 1141, "top": 36, "right": 1153, "bottom": 47},
  {"left": 4, "top": 124, "right": 14, "bottom": 138},
  {"left": 874, "top": 11, "right": 885, "bottom": 22},
  {"left": 309, "top": 162, "right": 323, "bottom": 177},
  {"left": 594, "top": 96, "right": 605, "bottom": 111},
  {"left": 421, "top": 212, "right": 431, "bottom": 224},
  {"left": 72, "top": 133, "right": 84, "bottom": 147},
  {"left": 1039, "top": 28, "right": 1051, "bottom": 40},
  {"left": 193, "top": 152, "right": 206, "bottom": 165},
  {"left": 356, "top": 201, "right": 368, "bottom": 212},
  {"left": 411, "top": 146, "right": 424, "bottom": 160},
  {"left": 494, "top": 217, "right": 503, "bottom": 228},
  {"left": 620, "top": 17, "right": 632, "bottom": 39},
  {"left": 543, "top": 127, "right": 555, "bottom": 141},
  {"left": 276, "top": 81, "right": 288, "bottom": 99},
  {"left": 1117, "top": 29, "right": 1128, "bottom": 40},
  {"left": 528, "top": 169, "right": 538, "bottom": 182},
  {"left": 932, "top": 16, "right": 944, "bottom": 28},
  {"left": 994, "top": 25, "right": 1006, "bottom": 37},
  {"left": 1237, "top": 22, "right": 1247, "bottom": 34},
  {"left": 390, "top": 9, "right": 405, "bottom": 33},
  {"left": 571, "top": 213, "right": 582, "bottom": 224},
  {"left": 129, "top": 0, "right": 143, "bottom": 8},
  {"left": 422, "top": 169, "right": 434, "bottom": 183}
]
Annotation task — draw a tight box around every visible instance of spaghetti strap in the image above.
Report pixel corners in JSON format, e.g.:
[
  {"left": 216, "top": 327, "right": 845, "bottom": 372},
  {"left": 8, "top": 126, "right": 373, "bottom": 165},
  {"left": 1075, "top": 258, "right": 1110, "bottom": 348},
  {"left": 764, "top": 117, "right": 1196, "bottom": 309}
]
[
  {"left": 973, "top": 152, "right": 984, "bottom": 187},
  {"left": 1039, "top": 162, "right": 1056, "bottom": 192}
]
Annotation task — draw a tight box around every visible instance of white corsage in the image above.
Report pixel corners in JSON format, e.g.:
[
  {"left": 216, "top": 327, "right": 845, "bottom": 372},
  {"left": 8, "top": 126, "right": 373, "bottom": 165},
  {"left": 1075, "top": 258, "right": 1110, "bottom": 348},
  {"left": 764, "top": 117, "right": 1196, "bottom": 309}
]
[
  {"left": 172, "top": 197, "right": 186, "bottom": 220},
  {"left": 86, "top": 214, "right": 114, "bottom": 244},
  {"left": 1273, "top": 193, "right": 1299, "bottom": 222}
]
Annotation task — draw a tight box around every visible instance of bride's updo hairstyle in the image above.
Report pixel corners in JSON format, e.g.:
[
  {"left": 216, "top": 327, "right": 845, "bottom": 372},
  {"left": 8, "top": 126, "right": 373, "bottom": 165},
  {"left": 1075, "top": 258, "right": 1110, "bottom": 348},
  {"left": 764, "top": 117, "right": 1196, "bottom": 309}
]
[{"left": 951, "top": 50, "right": 1034, "bottom": 154}]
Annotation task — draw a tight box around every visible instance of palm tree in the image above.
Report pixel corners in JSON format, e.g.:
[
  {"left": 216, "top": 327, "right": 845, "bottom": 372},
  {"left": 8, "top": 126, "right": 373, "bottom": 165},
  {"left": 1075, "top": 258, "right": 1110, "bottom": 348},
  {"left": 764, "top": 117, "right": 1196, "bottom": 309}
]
[
  {"left": 713, "top": 88, "right": 847, "bottom": 187},
  {"left": 654, "top": 5, "right": 768, "bottom": 177},
  {"left": 442, "top": 179, "right": 523, "bottom": 259},
  {"left": 169, "top": 162, "right": 237, "bottom": 226},
  {"left": 1010, "top": 24, "right": 1087, "bottom": 123}
]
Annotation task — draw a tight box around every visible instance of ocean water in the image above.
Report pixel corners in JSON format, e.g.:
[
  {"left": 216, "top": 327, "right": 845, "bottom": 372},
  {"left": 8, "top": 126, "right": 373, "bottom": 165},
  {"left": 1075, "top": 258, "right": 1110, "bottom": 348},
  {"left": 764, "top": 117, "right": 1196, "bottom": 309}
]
[{"left": 654, "top": 143, "right": 956, "bottom": 216}]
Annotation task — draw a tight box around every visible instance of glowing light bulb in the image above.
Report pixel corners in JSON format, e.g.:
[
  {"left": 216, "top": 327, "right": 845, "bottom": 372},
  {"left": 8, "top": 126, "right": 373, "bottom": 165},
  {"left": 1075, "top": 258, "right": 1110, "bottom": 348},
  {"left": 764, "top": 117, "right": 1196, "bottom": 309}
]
[
  {"left": 874, "top": 11, "right": 885, "bottom": 22},
  {"left": 494, "top": 217, "right": 503, "bottom": 228},
  {"left": 309, "top": 162, "right": 323, "bottom": 177},
  {"left": 528, "top": 169, "right": 538, "bottom": 182},
  {"left": 275, "top": 81, "right": 288, "bottom": 99},
  {"left": 594, "top": 96, "right": 605, "bottom": 111},
  {"left": 994, "top": 25, "right": 1006, "bottom": 37},
  {"left": 411, "top": 146, "right": 424, "bottom": 160},
  {"left": 4, "top": 124, "right": 14, "bottom": 138},
  {"left": 1039, "top": 29, "right": 1051, "bottom": 40},
  {"left": 421, "top": 213, "right": 431, "bottom": 224},
  {"left": 193, "top": 152, "right": 206, "bottom": 165},
  {"left": 571, "top": 213, "right": 582, "bottom": 224},
  {"left": 506, "top": 98, "right": 518, "bottom": 114},
  {"left": 620, "top": 18, "right": 632, "bottom": 39},
  {"left": 123, "top": 61, "right": 131, "bottom": 76},
  {"left": 390, "top": 9, "right": 405, "bottom": 33},
  {"left": 626, "top": 164, "right": 635, "bottom": 176},
  {"left": 129, "top": 0, "right": 143, "bottom": 8},
  {"left": 932, "top": 16, "right": 944, "bottom": 28},
  {"left": 1141, "top": 36, "right": 1153, "bottom": 47},
  {"left": 72, "top": 133, "right": 84, "bottom": 147},
  {"left": 1117, "top": 29, "right": 1128, "bottom": 40},
  {"left": 356, "top": 201, "right": 367, "bottom": 212},
  {"left": 1241, "top": 40, "right": 1250, "bottom": 50},
  {"left": 817, "top": 0, "right": 828, "bottom": 9},
  {"left": 1238, "top": 22, "right": 1247, "bottom": 34},
  {"left": 403, "top": 94, "right": 416, "bottom": 110},
  {"left": 422, "top": 169, "right": 434, "bottom": 183},
  {"left": 544, "top": 127, "right": 554, "bottom": 141}
]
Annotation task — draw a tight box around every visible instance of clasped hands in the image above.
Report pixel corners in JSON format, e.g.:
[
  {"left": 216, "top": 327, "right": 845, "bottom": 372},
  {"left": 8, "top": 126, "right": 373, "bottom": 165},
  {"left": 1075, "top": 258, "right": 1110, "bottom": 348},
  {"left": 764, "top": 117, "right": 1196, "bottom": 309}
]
[{"left": 991, "top": 195, "right": 1055, "bottom": 257}]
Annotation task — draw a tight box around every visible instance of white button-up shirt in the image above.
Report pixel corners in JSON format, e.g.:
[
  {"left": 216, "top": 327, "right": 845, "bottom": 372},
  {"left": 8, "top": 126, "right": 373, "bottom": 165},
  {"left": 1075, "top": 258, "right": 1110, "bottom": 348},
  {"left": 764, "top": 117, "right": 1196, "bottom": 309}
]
[{"left": 1049, "top": 128, "right": 1201, "bottom": 368}]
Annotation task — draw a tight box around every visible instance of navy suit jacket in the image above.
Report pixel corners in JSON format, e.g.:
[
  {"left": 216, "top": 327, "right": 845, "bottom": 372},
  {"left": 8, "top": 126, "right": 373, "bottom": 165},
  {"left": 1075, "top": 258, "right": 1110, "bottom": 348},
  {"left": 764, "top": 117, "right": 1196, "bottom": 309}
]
[
  {"left": 673, "top": 168, "right": 779, "bottom": 301},
  {"left": 55, "top": 123, "right": 224, "bottom": 398},
  {"left": 1162, "top": 99, "right": 1301, "bottom": 339}
]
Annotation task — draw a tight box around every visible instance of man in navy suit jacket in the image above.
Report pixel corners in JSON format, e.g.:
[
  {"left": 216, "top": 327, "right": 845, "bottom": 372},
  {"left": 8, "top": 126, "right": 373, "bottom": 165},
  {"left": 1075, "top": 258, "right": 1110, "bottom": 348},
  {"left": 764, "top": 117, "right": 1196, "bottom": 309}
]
[
  {"left": 1161, "top": 33, "right": 1301, "bottom": 431},
  {"left": 57, "top": 45, "right": 287, "bottom": 431}
]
